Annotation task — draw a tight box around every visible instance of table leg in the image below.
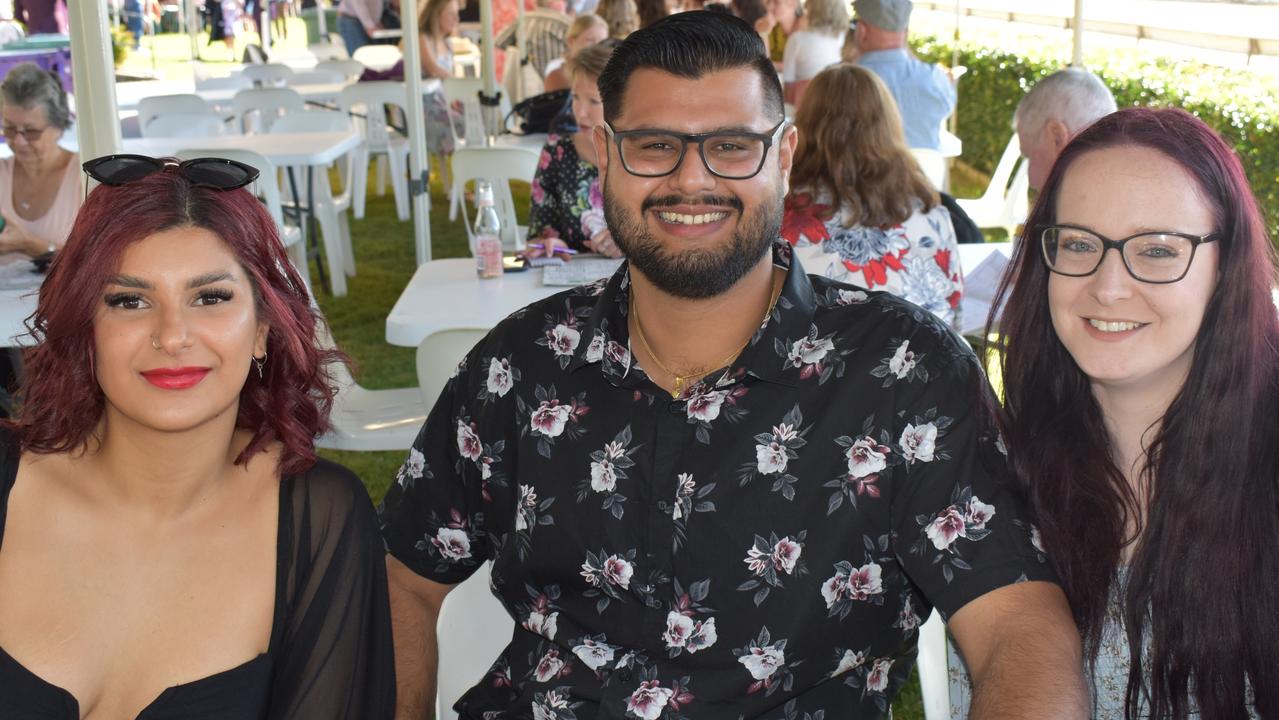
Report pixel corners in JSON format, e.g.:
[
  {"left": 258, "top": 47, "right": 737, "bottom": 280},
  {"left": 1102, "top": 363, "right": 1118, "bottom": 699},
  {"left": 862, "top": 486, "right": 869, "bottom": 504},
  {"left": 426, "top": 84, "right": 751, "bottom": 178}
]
[{"left": 286, "top": 165, "right": 331, "bottom": 294}]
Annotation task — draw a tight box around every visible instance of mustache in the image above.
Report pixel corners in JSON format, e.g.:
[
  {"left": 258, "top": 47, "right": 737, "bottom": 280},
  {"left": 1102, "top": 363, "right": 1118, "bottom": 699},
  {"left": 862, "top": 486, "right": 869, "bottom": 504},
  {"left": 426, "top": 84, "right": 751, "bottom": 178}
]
[{"left": 641, "top": 195, "right": 743, "bottom": 213}]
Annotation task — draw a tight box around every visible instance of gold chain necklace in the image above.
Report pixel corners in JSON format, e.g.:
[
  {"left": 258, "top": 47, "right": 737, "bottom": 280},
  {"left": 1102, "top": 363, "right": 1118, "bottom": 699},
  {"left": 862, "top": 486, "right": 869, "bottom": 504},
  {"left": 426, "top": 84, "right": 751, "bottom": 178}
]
[{"left": 630, "top": 274, "right": 781, "bottom": 399}]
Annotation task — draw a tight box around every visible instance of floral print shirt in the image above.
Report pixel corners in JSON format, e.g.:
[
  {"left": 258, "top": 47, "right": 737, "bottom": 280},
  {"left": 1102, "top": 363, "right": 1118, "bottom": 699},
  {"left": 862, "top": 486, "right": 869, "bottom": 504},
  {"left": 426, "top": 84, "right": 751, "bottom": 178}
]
[
  {"left": 380, "top": 242, "right": 1054, "bottom": 720},
  {"left": 528, "top": 133, "right": 606, "bottom": 252},
  {"left": 783, "top": 190, "right": 963, "bottom": 331}
]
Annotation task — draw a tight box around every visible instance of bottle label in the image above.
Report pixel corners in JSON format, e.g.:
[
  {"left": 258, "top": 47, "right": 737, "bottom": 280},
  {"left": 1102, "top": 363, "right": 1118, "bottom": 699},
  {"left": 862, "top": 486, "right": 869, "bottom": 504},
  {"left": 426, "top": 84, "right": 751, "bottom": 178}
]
[{"left": 476, "top": 235, "right": 503, "bottom": 278}]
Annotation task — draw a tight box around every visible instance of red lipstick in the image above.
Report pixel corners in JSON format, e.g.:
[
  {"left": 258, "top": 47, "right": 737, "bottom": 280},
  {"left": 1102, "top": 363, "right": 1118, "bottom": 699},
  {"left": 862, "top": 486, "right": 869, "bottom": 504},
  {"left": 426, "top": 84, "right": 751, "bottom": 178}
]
[{"left": 140, "top": 367, "right": 210, "bottom": 390}]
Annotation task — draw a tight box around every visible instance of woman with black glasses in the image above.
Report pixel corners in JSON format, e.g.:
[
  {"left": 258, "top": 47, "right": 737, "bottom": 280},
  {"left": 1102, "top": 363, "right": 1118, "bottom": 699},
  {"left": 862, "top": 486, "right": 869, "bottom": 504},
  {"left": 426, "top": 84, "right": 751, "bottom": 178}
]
[
  {"left": 0, "top": 63, "right": 80, "bottom": 258},
  {"left": 972, "top": 107, "right": 1275, "bottom": 717},
  {"left": 0, "top": 156, "right": 395, "bottom": 718}
]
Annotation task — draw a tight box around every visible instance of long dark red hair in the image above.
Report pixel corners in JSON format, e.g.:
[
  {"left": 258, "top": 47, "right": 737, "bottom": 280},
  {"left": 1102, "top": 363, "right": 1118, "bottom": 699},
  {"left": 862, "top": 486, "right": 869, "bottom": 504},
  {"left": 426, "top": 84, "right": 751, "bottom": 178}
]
[
  {"left": 991, "top": 107, "right": 1279, "bottom": 718},
  {"left": 10, "top": 164, "right": 342, "bottom": 475}
]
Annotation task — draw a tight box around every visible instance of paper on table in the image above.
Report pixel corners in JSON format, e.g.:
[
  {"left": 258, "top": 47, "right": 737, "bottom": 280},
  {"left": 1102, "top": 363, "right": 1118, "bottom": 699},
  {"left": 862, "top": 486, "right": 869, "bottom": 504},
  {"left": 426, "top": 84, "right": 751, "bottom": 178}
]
[
  {"left": 542, "top": 258, "right": 625, "bottom": 286},
  {"left": 0, "top": 253, "right": 44, "bottom": 292},
  {"left": 959, "top": 249, "right": 1011, "bottom": 335}
]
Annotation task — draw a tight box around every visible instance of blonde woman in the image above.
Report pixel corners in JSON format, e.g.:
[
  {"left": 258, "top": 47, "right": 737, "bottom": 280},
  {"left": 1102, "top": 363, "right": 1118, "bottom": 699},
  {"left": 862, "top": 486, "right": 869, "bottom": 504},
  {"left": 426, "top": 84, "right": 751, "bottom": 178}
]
[
  {"left": 543, "top": 14, "right": 609, "bottom": 92},
  {"left": 595, "top": 0, "right": 638, "bottom": 39},
  {"left": 782, "top": 63, "right": 962, "bottom": 329},
  {"left": 781, "top": 0, "right": 847, "bottom": 105}
]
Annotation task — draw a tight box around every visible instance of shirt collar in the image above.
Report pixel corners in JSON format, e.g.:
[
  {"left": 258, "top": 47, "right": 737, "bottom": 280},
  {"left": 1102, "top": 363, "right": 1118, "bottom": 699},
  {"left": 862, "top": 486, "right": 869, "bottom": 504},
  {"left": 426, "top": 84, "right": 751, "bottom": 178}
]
[
  {"left": 857, "top": 48, "right": 910, "bottom": 63},
  {"left": 566, "top": 241, "right": 818, "bottom": 390}
]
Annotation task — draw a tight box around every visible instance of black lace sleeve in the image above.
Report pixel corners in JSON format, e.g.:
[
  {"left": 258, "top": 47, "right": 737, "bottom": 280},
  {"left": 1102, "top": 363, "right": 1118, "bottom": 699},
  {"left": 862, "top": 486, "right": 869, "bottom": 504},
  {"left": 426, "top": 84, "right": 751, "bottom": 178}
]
[{"left": 268, "top": 460, "right": 396, "bottom": 719}]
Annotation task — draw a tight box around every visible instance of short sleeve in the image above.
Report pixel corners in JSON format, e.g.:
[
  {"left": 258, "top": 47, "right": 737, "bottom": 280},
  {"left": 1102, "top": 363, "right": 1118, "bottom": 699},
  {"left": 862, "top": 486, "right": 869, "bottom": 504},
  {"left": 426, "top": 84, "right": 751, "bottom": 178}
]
[
  {"left": 379, "top": 343, "right": 499, "bottom": 585},
  {"left": 886, "top": 329, "right": 1056, "bottom": 621},
  {"left": 269, "top": 461, "right": 396, "bottom": 719}
]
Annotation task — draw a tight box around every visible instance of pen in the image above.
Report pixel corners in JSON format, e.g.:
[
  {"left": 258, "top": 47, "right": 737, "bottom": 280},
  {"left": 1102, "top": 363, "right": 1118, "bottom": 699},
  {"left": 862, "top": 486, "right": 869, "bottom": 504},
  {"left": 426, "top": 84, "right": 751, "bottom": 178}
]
[{"left": 528, "top": 243, "right": 578, "bottom": 255}]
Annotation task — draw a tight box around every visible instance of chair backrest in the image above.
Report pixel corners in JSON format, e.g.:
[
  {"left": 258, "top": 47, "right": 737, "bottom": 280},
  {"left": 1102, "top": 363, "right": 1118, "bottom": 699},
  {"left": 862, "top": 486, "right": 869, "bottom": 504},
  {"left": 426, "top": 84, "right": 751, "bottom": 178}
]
[
  {"left": 284, "top": 69, "right": 346, "bottom": 86},
  {"left": 270, "top": 110, "right": 356, "bottom": 201},
  {"left": 195, "top": 74, "right": 254, "bottom": 93},
  {"left": 517, "top": 10, "right": 570, "bottom": 78},
  {"left": 416, "top": 327, "right": 489, "bottom": 407},
  {"left": 231, "top": 87, "right": 306, "bottom": 133},
  {"left": 173, "top": 147, "right": 287, "bottom": 233},
  {"left": 316, "top": 58, "right": 366, "bottom": 82},
  {"left": 309, "top": 41, "right": 349, "bottom": 61},
  {"left": 441, "top": 77, "right": 511, "bottom": 146},
  {"left": 136, "top": 93, "right": 210, "bottom": 131},
  {"left": 434, "top": 561, "right": 515, "bottom": 720},
  {"left": 352, "top": 43, "right": 402, "bottom": 72},
  {"left": 241, "top": 62, "right": 295, "bottom": 87},
  {"left": 142, "top": 111, "right": 226, "bottom": 139},
  {"left": 451, "top": 147, "right": 541, "bottom": 252},
  {"left": 977, "top": 132, "right": 1023, "bottom": 206},
  {"left": 338, "top": 81, "right": 410, "bottom": 152}
]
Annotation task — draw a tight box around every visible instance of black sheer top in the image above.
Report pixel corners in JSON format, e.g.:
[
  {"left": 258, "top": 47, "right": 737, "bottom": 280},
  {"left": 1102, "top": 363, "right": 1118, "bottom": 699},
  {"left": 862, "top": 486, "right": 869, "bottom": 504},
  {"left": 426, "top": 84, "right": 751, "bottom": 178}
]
[{"left": 0, "top": 433, "right": 396, "bottom": 719}]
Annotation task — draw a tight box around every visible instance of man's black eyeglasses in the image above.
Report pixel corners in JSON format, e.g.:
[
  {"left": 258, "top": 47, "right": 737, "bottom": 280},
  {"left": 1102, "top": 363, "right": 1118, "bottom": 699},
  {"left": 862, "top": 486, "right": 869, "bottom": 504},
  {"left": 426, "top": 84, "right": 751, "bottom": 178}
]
[
  {"left": 604, "top": 119, "right": 787, "bottom": 180},
  {"left": 82, "top": 154, "right": 259, "bottom": 191}
]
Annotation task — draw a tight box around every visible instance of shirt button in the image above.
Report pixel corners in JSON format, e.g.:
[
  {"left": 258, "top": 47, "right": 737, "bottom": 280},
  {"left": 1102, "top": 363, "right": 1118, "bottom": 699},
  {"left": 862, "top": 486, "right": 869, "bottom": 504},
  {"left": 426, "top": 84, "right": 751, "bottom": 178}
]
[{"left": 618, "top": 668, "right": 633, "bottom": 682}]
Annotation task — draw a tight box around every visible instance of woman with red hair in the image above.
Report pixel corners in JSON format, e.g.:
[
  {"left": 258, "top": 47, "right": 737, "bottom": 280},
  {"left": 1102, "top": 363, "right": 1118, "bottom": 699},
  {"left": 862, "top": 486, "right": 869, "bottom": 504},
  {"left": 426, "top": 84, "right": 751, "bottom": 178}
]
[
  {"left": 975, "top": 107, "right": 1277, "bottom": 717},
  {"left": 0, "top": 156, "right": 395, "bottom": 718}
]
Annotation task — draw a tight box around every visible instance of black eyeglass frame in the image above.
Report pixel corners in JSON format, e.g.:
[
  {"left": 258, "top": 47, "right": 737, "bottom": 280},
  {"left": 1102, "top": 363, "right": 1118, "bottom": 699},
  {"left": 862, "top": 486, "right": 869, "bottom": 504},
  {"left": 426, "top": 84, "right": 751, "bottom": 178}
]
[
  {"left": 604, "top": 119, "right": 788, "bottom": 180},
  {"left": 1039, "top": 223, "right": 1219, "bottom": 284},
  {"left": 82, "top": 154, "right": 260, "bottom": 191}
]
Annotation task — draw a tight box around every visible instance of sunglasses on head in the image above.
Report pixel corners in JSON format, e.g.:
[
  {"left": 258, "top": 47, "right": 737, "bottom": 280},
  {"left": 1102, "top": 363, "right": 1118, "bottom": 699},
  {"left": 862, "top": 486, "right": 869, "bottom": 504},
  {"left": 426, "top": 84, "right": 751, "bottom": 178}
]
[{"left": 82, "top": 154, "right": 260, "bottom": 190}]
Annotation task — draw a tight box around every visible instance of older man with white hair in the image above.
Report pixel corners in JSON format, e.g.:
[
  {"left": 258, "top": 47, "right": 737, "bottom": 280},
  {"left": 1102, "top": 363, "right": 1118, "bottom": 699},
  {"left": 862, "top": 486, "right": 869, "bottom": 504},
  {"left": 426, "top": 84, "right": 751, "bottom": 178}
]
[{"left": 1015, "top": 67, "right": 1117, "bottom": 190}]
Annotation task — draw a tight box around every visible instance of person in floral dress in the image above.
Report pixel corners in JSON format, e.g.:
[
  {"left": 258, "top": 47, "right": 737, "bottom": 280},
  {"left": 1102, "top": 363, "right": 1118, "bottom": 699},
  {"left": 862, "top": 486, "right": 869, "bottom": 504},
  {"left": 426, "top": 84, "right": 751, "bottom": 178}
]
[
  {"left": 967, "top": 108, "right": 1276, "bottom": 717},
  {"left": 526, "top": 42, "right": 624, "bottom": 258},
  {"left": 381, "top": 12, "right": 1088, "bottom": 719},
  {"left": 783, "top": 63, "right": 962, "bottom": 331}
]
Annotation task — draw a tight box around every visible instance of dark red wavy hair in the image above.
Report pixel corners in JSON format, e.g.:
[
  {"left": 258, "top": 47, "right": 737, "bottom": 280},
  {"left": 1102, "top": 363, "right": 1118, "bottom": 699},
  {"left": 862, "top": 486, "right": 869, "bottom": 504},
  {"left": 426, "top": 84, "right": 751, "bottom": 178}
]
[
  {"left": 9, "top": 163, "right": 342, "bottom": 475},
  {"left": 990, "top": 107, "right": 1279, "bottom": 718}
]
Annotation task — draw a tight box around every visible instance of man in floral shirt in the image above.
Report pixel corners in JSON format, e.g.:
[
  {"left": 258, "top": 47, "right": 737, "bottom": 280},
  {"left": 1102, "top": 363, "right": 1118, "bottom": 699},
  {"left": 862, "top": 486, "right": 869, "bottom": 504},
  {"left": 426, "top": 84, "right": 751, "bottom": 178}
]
[{"left": 381, "top": 11, "right": 1088, "bottom": 719}]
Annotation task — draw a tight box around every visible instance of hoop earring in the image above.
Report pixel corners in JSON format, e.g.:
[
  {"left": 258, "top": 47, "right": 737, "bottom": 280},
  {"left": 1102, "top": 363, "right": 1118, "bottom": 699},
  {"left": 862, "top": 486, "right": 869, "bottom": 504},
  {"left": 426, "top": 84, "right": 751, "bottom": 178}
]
[{"left": 253, "top": 351, "right": 267, "bottom": 379}]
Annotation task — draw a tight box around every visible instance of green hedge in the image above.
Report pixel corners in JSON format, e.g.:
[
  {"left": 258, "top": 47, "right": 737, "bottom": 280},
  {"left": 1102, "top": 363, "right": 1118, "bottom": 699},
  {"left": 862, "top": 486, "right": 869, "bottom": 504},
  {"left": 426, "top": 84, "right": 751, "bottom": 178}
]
[{"left": 910, "top": 32, "right": 1279, "bottom": 235}]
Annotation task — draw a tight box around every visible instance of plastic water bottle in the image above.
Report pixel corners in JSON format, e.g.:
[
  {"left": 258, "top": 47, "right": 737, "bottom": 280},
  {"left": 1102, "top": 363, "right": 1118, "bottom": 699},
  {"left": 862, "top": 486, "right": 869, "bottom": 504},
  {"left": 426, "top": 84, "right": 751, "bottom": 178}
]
[{"left": 474, "top": 181, "right": 503, "bottom": 278}]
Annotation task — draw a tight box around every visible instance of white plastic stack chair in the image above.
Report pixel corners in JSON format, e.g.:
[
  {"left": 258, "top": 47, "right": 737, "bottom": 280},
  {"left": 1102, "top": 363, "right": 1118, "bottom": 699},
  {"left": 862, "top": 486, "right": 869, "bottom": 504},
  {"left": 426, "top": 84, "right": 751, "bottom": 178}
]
[
  {"left": 172, "top": 148, "right": 310, "bottom": 294},
  {"left": 499, "top": 9, "right": 570, "bottom": 103},
  {"left": 137, "top": 93, "right": 212, "bottom": 132},
  {"left": 450, "top": 147, "right": 539, "bottom": 254},
  {"left": 337, "top": 81, "right": 413, "bottom": 222},
  {"left": 352, "top": 43, "right": 402, "bottom": 72},
  {"left": 317, "top": 58, "right": 366, "bottom": 82},
  {"left": 241, "top": 62, "right": 295, "bottom": 87},
  {"left": 441, "top": 77, "right": 514, "bottom": 218},
  {"left": 284, "top": 69, "right": 346, "bottom": 86},
  {"left": 415, "top": 327, "right": 489, "bottom": 407},
  {"left": 194, "top": 74, "right": 254, "bottom": 93},
  {"left": 955, "top": 133, "right": 1031, "bottom": 239},
  {"left": 309, "top": 41, "right": 350, "bottom": 62},
  {"left": 230, "top": 86, "right": 306, "bottom": 134},
  {"left": 317, "top": 322, "right": 427, "bottom": 452},
  {"left": 142, "top": 111, "right": 227, "bottom": 139},
  {"left": 270, "top": 110, "right": 361, "bottom": 296},
  {"left": 434, "top": 561, "right": 515, "bottom": 720}
]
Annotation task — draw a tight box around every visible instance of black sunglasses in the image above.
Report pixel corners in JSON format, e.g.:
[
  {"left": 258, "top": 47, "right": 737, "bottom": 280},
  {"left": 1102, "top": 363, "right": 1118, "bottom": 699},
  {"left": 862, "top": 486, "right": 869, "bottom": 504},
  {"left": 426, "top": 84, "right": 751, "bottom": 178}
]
[{"left": 82, "top": 154, "right": 259, "bottom": 190}]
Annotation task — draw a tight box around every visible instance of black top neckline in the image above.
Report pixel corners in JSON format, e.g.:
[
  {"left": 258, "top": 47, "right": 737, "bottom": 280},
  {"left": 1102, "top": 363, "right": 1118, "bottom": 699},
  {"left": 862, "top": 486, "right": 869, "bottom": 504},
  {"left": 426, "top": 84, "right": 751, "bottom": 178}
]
[{"left": 0, "top": 432, "right": 284, "bottom": 719}]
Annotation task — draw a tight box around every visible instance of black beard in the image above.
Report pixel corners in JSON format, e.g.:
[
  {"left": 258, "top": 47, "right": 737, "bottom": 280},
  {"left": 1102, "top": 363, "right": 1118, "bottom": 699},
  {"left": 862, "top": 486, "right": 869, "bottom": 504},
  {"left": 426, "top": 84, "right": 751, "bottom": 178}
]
[{"left": 603, "top": 183, "right": 782, "bottom": 299}]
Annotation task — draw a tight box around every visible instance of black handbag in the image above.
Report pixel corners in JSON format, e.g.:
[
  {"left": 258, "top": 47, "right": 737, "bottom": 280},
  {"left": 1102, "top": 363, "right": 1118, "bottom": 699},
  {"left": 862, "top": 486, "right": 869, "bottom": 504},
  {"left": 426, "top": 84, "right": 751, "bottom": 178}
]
[{"left": 504, "top": 89, "right": 572, "bottom": 136}]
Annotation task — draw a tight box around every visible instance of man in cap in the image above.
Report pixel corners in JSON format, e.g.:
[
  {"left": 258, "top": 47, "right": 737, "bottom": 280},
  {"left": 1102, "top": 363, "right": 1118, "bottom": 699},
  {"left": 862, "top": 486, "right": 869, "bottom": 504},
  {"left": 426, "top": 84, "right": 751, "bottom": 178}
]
[
  {"left": 382, "top": 10, "right": 1088, "bottom": 719},
  {"left": 852, "top": 0, "right": 955, "bottom": 150}
]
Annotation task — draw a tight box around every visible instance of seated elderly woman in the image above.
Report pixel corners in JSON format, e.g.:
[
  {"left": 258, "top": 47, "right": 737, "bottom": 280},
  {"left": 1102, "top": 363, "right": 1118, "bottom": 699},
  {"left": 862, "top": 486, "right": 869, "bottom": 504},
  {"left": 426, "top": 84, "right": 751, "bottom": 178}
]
[
  {"left": 0, "top": 156, "right": 394, "bottom": 717},
  {"left": 0, "top": 63, "right": 81, "bottom": 257},
  {"left": 781, "top": 0, "right": 847, "bottom": 106},
  {"left": 783, "top": 63, "right": 962, "bottom": 329},
  {"left": 526, "top": 41, "right": 623, "bottom": 258},
  {"left": 543, "top": 14, "right": 609, "bottom": 93}
]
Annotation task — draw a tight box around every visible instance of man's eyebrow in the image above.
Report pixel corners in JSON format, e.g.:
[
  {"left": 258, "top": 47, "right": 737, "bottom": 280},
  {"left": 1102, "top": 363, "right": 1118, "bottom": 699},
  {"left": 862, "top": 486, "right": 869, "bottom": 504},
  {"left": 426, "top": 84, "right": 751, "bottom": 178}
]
[
  {"left": 105, "top": 271, "right": 238, "bottom": 290},
  {"left": 619, "top": 124, "right": 769, "bottom": 134}
]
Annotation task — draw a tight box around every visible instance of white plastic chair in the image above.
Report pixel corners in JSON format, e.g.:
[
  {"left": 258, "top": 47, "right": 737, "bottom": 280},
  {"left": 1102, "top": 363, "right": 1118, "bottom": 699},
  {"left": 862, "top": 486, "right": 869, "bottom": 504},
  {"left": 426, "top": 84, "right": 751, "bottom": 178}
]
[
  {"left": 499, "top": 9, "right": 570, "bottom": 102},
  {"left": 434, "top": 561, "right": 514, "bottom": 720},
  {"left": 451, "top": 147, "right": 539, "bottom": 254},
  {"left": 137, "top": 94, "right": 212, "bottom": 132},
  {"left": 316, "top": 58, "right": 367, "bottom": 82},
  {"left": 955, "top": 133, "right": 1030, "bottom": 239},
  {"left": 241, "top": 62, "right": 295, "bottom": 87},
  {"left": 172, "top": 148, "right": 310, "bottom": 294},
  {"left": 309, "top": 41, "right": 350, "bottom": 61},
  {"left": 909, "top": 148, "right": 947, "bottom": 192},
  {"left": 271, "top": 110, "right": 360, "bottom": 296},
  {"left": 142, "top": 112, "right": 227, "bottom": 139},
  {"left": 352, "top": 43, "right": 403, "bottom": 72},
  {"left": 338, "top": 81, "right": 413, "bottom": 222},
  {"left": 230, "top": 87, "right": 306, "bottom": 134},
  {"left": 415, "top": 327, "right": 489, "bottom": 407},
  {"left": 316, "top": 323, "right": 428, "bottom": 452},
  {"left": 195, "top": 74, "right": 254, "bottom": 93},
  {"left": 916, "top": 609, "right": 952, "bottom": 720},
  {"left": 284, "top": 69, "right": 346, "bottom": 86}
]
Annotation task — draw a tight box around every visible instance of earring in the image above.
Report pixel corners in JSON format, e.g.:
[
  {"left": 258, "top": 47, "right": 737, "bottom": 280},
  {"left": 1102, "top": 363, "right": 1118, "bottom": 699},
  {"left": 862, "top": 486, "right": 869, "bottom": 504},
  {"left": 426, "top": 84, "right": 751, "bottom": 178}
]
[{"left": 253, "top": 351, "right": 267, "bottom": 379}]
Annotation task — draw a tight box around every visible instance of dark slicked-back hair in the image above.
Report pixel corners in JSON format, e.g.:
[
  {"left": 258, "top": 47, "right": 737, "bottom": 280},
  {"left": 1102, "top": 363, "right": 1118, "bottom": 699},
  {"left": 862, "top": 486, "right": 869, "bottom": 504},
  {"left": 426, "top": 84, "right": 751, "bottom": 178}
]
[{"left": 597, "top": 11, "right": 783, "bottom": 125}]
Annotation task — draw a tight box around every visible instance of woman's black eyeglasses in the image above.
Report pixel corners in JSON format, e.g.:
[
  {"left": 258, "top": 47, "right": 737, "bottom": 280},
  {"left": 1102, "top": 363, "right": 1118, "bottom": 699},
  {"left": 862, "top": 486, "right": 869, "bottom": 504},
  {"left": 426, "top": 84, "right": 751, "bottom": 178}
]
[{"left": 82, "top": 155, "right": 259, "bottom": 191}]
